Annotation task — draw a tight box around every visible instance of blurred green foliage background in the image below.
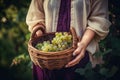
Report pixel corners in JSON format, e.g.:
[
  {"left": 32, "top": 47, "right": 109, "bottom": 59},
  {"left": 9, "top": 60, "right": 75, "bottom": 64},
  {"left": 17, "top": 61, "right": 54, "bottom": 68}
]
[{"left": 0, "top": 0, "right": 120, "bottom": 80}]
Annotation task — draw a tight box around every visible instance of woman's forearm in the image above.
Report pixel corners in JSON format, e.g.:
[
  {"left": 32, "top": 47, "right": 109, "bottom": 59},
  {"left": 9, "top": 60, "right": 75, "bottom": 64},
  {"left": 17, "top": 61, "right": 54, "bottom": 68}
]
[{"left": 79, "top": 29, "right": 95, "bottom": 48}]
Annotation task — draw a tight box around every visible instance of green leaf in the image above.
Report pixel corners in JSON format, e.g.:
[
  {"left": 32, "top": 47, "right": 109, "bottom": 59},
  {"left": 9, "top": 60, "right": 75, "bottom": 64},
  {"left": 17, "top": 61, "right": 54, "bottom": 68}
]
[
  {"left": 99, "top": 68, "right": 109, "bottom": 76},
  {"left": 85, "top": 62, "right": 92, "bottom": 70},
  {"left": 75, "top": 68, "right": 85, "bottom": 75},
  {"left": 99, "top": 66, "right": 118, "bottom": 78},
  {"left": 107, "top": 66, "right": 118, "bottom": 78},
  {"left": 102, "top": 49, "right": 112, "bottom": 55}
]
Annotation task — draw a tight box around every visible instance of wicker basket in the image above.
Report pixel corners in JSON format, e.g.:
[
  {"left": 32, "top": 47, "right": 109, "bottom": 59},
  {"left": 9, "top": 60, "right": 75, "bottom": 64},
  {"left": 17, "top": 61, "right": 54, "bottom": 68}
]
[{"left": 28, "top": 27, "right": 78, "bottom": 70}]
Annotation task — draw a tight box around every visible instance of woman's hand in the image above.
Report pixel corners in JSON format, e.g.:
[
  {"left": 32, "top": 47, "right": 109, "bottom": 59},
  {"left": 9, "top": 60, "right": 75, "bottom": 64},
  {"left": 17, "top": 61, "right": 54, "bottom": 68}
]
[
  {"left": 32, "top": 24, "right": 44, "bottom": 37},
  {"left": 65, "top": 29, "right": 95, "bottom": 68},
  {"left": 35, "top": 29, "right": 43, "bottom": 37},
  {"left": 65, "top": 41, "right": 87, "bottom": 68}
]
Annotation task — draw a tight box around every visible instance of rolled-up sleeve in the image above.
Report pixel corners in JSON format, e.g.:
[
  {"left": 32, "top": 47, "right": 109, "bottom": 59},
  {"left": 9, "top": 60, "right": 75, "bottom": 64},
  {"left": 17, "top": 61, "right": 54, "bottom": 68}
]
[
  {"left": 87, "top": 0, "right": 111, "bottom": 42},
  {"left": 26, "top": 0, "right": 45, "bottom": 32}
]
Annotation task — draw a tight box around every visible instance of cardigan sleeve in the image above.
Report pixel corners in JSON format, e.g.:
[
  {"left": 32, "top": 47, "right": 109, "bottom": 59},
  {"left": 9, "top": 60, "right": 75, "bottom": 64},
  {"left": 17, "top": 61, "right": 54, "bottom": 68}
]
[
  {"left": 87, "top": 0, "right": 111, "bottom": 42},
  {"left": 26, "top": 0, "right": 45, "bottom": 32}
]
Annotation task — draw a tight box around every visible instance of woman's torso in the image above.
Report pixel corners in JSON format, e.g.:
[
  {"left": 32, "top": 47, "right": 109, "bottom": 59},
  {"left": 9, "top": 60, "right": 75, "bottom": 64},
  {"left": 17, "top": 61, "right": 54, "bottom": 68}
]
[{"left": 43, "top": 0, "right": 91, "bottom": 37}]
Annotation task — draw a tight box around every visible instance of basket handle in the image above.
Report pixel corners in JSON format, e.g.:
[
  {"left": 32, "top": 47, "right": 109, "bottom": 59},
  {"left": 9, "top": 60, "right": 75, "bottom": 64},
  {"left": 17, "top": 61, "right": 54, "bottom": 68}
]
[
  {"left": 31, "top": 26, "right": 45, "bottom": 40},
  {"left": 70, "top": 27, "right": 78, "bottom": 48}
]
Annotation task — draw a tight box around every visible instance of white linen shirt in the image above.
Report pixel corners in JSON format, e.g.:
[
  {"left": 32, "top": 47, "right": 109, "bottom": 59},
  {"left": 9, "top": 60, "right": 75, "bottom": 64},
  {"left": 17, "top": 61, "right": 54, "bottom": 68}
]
[{"left": 26, "top": 0, "right": 111, "bottom": 67}]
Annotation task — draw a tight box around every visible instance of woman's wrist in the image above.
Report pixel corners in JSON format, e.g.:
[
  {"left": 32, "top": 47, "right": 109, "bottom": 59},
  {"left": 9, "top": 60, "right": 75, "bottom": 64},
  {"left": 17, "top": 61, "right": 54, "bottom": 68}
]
[{"left": 78, "top": 41, "right": 86, "bottom": 48}]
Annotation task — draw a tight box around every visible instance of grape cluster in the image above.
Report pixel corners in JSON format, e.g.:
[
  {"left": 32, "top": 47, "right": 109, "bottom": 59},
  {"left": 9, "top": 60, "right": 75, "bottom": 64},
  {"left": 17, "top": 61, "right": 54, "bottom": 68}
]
[{"left": 35, "top": 32, "right": 72, "bottom": 52}]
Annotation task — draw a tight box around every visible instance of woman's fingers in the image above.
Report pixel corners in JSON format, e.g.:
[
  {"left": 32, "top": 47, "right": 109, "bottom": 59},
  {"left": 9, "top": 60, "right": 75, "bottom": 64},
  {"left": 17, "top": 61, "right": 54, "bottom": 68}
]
[
  {"left": 33, "top": 29, "right": 43, "bottom": 38},
  {"left": 73, "top": 42, "right": 84, "bottom": 56},
  {"left": 65, "top": 41, "right": 86, "bottom": 68},
  {"left": 32, "top": 24, "right": 44, "bottom": 38},
  {"left": 65, "top": 49, "right": 85, "bottom": 68},
  {"left": 36, "top": 30, "right": 43, "bottom": 37},
  {"left": 73, "top": 46, "right": 82, "bottom": 56}
]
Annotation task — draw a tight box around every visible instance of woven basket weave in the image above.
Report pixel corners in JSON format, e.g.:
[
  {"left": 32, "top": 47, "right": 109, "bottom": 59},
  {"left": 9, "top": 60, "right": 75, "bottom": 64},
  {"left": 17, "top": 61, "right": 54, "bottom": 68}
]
[{"left": 28, "top": 27, "right": 78, "bottom": 70}]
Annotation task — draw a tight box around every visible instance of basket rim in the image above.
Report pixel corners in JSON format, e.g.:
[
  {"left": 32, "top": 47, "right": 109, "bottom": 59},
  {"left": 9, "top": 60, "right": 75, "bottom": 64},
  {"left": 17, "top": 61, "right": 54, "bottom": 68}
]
[
  {"left": 28, "top": 41, "right": 76, "bottom": 56},
  {"left": 28, "top": 30, "right": 77, "bottom": 56},
  {"left": 32, "top": 31, "right": 71, "bottom": 39}
]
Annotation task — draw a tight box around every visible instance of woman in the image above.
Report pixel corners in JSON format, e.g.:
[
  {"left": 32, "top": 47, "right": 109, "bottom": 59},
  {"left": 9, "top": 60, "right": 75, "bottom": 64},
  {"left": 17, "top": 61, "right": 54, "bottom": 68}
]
[{"left": 26, "top": 0, "right": 111, "bottom": 80}]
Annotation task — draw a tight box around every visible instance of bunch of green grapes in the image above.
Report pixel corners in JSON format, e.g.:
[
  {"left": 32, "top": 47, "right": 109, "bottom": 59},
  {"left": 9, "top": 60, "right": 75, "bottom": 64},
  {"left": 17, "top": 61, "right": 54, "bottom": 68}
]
[{"left": 35, "top": 32, "right": 72, "bottom": 52}]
